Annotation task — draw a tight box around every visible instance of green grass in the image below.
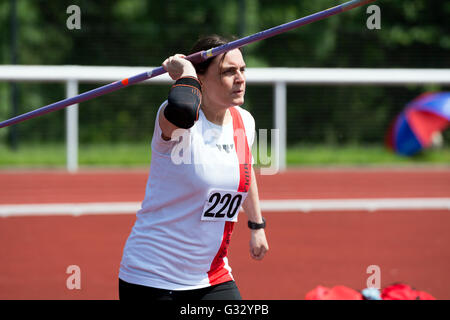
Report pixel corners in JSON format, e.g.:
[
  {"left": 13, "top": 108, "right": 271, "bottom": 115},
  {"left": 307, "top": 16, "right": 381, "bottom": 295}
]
[
  {"left": 284, "top": 144, "right": 450, "bottom": 166},
  {"left": 0, "top": 143, "right": 152, "bottom": 168},
  {"left": 1, "top": 142, "right": 449, "bottom": 168}
]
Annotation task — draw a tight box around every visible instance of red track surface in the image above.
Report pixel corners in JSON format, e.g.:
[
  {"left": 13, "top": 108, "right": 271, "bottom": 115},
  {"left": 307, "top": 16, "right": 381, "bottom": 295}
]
[{"left": 0, "top": 168, "right": 449, "bottom": 299}]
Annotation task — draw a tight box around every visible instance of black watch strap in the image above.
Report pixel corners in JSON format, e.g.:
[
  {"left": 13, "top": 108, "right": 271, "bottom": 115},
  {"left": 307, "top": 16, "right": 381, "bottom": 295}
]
[{"left": 248, "top": 217, "right": 266, "bottom": 230}]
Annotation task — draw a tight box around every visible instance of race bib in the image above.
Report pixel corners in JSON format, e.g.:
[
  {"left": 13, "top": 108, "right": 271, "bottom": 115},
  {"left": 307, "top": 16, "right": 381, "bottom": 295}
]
[{"left": 201, "top": 189, "right": 247, "bottom": 222}]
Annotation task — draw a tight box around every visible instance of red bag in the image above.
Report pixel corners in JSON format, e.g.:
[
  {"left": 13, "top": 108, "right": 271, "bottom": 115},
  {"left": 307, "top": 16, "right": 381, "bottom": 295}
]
[
  {"left": 305, "top": 285, "right": 364, "bottom": 300},
  {"left": 381, "top": 283, "right": 436, "bottom": 300}
]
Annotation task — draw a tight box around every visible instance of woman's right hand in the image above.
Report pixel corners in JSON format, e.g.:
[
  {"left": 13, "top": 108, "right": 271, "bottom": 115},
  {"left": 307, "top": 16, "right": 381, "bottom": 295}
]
[{"left": 162, "top": 54, "right": 197, "bottom": 81}]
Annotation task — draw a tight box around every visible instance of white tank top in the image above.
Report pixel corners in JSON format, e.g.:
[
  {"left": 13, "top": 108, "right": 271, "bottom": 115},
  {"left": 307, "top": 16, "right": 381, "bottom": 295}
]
[{"left": 119, "top": 101, "right": 255, "bottom": 290}]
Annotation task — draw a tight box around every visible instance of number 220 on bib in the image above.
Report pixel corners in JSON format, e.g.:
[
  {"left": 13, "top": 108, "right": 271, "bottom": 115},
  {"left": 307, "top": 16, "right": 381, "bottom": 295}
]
[{"left": 201, "top": 190, "right": 247, "bottom": 222}]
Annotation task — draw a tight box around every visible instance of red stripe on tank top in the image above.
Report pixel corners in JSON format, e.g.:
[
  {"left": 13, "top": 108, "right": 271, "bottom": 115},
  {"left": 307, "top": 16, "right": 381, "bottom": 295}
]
[
  {"left": 207, "top": 107, "right": 252, "bottom": 286},
  {"left": 207, "top": 221, "right": 235, "bottom": 285},
  {"left": 230, "top": 107, "right": 252, "bottom": 193}
]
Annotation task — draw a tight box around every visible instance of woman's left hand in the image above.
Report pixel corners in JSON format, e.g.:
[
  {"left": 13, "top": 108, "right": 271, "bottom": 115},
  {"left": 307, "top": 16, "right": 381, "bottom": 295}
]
[{"left": 249, "top": 229, "right": 269, "bottom": 260}]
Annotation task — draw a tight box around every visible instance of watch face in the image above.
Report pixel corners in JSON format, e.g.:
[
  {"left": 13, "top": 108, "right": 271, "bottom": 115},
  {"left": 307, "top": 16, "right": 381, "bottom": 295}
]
[{"left": 248, "top": 218, "right": 265, "bottom": 229}]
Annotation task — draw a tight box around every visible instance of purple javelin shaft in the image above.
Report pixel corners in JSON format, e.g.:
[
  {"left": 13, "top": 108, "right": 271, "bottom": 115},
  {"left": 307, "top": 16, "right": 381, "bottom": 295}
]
[{"left": 0, "top": 0, "right": 375, "bottom": 129}]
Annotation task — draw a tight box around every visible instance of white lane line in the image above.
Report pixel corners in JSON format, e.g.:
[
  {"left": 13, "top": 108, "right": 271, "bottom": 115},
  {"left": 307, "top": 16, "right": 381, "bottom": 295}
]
[
  {"left": 0, "top": 202, "right": 141, "bottom": 217},
  {"left": 261, "top": 198, "right": 450, "bottom": 212},
  {"left": 0, "top": 198, "right": 449, "bottom": 217}
]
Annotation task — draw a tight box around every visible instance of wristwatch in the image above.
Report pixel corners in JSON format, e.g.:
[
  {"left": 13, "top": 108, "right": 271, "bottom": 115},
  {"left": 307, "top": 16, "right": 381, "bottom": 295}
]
[{"left": 248, "top": 217, "right": 266, "bottom": 230}]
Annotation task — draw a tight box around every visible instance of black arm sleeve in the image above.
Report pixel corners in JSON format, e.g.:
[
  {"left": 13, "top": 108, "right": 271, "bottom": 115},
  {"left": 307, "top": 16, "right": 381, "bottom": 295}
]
[{"left": 164, "top": 77, "right": 202, "bottom": 129}]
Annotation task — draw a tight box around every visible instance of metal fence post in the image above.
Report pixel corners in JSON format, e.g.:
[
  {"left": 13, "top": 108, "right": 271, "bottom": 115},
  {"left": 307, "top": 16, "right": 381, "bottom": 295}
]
[
  {"left": 66, "top": 79, "right": 78, "bottom": 173},
  {"left": 274, "top": 82, "right": 287, "bottom": 171}
]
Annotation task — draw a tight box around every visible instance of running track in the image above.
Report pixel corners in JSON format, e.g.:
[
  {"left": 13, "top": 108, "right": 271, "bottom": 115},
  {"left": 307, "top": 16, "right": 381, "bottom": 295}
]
[{"left": 0, "top": 168, "right": 449, "bottom": 300}]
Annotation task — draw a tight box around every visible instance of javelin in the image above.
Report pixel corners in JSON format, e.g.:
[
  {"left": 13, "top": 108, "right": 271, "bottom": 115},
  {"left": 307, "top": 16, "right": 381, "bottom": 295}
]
[{"left": 0, "top": 0, "right": 376, "bottom": 129}]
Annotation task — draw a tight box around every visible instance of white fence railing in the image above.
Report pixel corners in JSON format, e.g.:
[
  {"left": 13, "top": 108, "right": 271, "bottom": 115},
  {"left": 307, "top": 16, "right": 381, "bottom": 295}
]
[{"left": 1, "top": 65, "right": 449, "bottom": 172}]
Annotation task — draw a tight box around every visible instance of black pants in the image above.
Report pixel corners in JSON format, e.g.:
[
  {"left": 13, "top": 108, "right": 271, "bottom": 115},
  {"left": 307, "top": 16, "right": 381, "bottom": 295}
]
[{"left": 119, "top": 278, "right": 242, "bottom": 301}]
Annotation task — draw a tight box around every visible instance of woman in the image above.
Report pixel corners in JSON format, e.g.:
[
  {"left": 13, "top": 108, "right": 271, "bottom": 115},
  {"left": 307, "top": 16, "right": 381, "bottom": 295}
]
[{"left": 118, "top": 35, "right": 269, "bottom": 300}]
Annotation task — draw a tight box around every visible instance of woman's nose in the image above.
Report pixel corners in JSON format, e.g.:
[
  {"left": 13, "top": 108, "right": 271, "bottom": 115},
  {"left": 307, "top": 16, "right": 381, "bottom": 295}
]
[{"left": 236, "top": 70, "right": 245, "bottom": 83}]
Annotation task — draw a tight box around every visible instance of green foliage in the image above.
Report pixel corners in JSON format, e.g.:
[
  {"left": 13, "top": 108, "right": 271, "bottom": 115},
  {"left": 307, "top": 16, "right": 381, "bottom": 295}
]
[{"left": 0, "top": 0, "right": 449, "bottom": 148}]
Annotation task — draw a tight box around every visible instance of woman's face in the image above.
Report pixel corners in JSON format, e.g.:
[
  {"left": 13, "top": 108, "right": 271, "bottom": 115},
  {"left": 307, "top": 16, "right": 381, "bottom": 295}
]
[{"left": 198, "top": 49, "right": 246, "bottom": 109}]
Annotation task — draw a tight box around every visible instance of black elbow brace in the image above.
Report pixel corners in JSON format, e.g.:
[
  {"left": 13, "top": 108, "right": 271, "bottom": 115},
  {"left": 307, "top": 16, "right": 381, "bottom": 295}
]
[{"left": 164, "top": 77, "right": 202, "bottom": 129}]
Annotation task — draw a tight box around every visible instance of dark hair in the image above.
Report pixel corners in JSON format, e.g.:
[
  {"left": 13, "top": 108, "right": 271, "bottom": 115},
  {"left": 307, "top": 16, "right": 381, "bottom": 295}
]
[{"left": 189, "top": 34, "right": 239, "bottom": 75}]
